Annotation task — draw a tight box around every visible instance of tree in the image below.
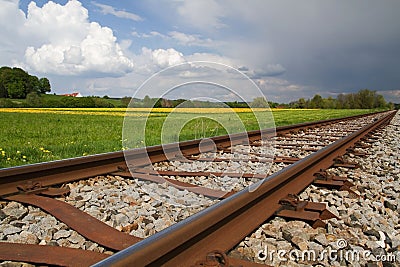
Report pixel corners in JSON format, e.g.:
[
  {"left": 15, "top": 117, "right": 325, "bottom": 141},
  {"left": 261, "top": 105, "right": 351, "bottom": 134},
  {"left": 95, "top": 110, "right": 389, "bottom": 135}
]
[
  {"left": 322, "top": 96, "right": 336, "bottom": 109},
  {"left": 344, "top": 94, "right": 355, "bottom": 108},
  {"left": 0, "top": 82, "right": 7, "bottom": 98},
  {"left": 375, "top": 94, "right": 386, "bottom": 108},
  {"left": 154, "top": 98, "right": 162, "bottom": 108},
  {"left": 161, "top": 98, "right": 173, "bottom": 108},
  {"left": 26, "top": 92, "right": 42, "bottom": 107},
  {"left": 309, "top": 94, "right": 323, "bottom": 108},
  {"left": 355, "top": 89, "right": 374, "bottom": 109},
  {"left": 336, "top": 94, "right": 345, "bottom": 109},
  {"left": 121, "top": 97, "right": 132, "bottom": 107},
  {"left": 7, "top": 81, "right": 25, "bottom": 99},
  {"left": 28, "top": 76, "right": 40, "bottom": 94},
  {"left": 42, "top": 99, "right": 62, "bottom": 108},
  {"left": 143, "top": 95, "right": 153, "bottom": 107},
  {"left": 0, "top": 66, "right": 51, "bottom": 98},
  {"left": 250, "top": 97, "right": 268, "bottom": 108},
  {"left": 76, "top": 97, "right": 95, "bottom": 108},
  {"left": 93, "top": 97, "right": 114, "bottom": 108},
  {"left": 172, "top": 99, "right": 186, "bottom": 107},
  {"left": 178, "top": 100, "right": 194, "bottom": 108},
  {"left": 297, "top": 98, "right": 306, "bottom": 108},
  {"left": 39, "top": 78, "right": 51, "bottom": 94}
]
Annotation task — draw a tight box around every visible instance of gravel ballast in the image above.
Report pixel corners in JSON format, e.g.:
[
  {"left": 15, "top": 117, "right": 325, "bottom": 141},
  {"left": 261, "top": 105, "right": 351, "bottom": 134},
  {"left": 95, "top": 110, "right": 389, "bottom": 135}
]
[{"left": 228, "top": 111, "right": 400, "bottom": 266}]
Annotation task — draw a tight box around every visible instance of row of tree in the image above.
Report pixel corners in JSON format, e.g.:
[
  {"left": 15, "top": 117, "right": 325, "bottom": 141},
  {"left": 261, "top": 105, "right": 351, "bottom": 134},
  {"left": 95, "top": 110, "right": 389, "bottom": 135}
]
[
  {"left": 0, "top": 67, "right": 51, "bottom": 99},
  {"left": 0, "top": 95, "right": 115, "bottom": 108},
  {"left": 122, "top": 96, "right": 228, "bottom": 108},
  {"left": 123, "top": 96, "right": 267, "bottom": 108},
  {"left": 121, "top": 89, "right": 392, "bottom": 109},
  {"left": 289, "top": 89, "right": 392, "bottom": 109}
]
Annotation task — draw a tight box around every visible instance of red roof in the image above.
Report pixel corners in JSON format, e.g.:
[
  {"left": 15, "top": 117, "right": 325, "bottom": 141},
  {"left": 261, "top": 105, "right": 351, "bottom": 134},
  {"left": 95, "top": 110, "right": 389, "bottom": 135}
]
[{"left": 62, "top": 92, "right": 80, "bottom": 97}]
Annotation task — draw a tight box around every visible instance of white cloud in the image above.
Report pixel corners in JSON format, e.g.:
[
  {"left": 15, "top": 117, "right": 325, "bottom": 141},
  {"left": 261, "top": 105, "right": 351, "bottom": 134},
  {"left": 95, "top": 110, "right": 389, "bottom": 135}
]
[
  {"left": 19, "top": 0, "right": 134, "bottom": 76},
  {"left": 128, "top": 47, "right": 186, "bottom": 75},
  {"left": 131, "top": 31, "right": 167, "bottom": 38},
  {"left": 141, "top": 31, "right": 166, "bottom": 38},
  {"left": 186, "top": 53, "right": 236, "bottom": 67},
  {"left": 92, "top": 2, "right": 143, "bottom": 21},
  {"left": 131, "top": 31, "right": 141, "bottom": 38},
  {"left": 0, "top": 0, "right": 27, "bottom": 64},
  {"left": 131, "top": 29, "right": 215, "bottom": 48},
  {"left": 133, "top": 49, "right": 239, "bottom": 75},
  {"left": 0, "top": 0, "right": 25, "bottom": 32},
  {"left": 64, "top": 46, "right": 83, "bottom": 64},
  {"left": 150, "top": 31, "right": 166, "bottom": 38},
  {"left": 168, "top": 31, "right": 213, "bottom": 47},
  {"left": 148, "top": 48, "right": 185, "bottom": 68},
  {"left": 24, "top": 0, "right": 88, "bottom": 45}
]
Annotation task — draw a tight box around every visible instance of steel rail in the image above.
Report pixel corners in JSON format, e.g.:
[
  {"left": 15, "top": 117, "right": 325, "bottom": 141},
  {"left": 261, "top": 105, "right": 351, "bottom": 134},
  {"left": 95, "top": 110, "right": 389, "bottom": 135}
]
[
  {"left": 92, "top": 110, "right": 396, "bottom": 267},
  {"left": 0, "top": 111, "right": 385, "bottom": 197},
  {"left": 0, "top": 243, "right": 109, "bottom": 267}
]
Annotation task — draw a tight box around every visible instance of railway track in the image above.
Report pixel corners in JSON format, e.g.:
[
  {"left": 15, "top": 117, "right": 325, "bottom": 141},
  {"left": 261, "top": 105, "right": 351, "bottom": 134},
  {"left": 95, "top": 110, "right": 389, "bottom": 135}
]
[{"left": 0, "top": 110, "right": 397, "bottom": 266}]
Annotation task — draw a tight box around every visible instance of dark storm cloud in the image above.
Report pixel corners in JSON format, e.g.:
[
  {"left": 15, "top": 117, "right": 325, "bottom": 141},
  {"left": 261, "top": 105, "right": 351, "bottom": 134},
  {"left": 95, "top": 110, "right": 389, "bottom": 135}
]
[{"left": 214, "top": 1, "right": 400, "bottom": 102}]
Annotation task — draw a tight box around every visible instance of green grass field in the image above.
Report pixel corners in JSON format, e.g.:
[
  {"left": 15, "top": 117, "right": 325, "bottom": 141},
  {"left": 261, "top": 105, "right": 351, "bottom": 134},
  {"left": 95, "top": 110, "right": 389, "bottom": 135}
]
[{"left": 0, "top": 108, "right": 382, "bottom": 168}]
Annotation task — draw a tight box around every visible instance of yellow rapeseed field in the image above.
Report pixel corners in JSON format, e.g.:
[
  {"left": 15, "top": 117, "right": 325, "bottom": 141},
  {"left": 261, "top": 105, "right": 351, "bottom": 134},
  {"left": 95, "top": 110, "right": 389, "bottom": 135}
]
[{"left": 0, "top": 107, "right": 272, "bottom": 116}]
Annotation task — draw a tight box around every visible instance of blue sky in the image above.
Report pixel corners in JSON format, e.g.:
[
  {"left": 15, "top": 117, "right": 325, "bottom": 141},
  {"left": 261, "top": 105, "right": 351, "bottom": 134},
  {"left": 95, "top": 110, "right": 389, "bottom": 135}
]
[{"left": 1, "top": 0, "right": 399, "bottom": 103}]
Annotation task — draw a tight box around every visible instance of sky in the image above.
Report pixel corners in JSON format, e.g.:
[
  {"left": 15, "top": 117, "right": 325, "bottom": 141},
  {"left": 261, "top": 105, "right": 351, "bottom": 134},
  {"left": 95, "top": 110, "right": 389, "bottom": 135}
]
[{"left": 1, "top": 0, "right": 399, "bottom": 103}]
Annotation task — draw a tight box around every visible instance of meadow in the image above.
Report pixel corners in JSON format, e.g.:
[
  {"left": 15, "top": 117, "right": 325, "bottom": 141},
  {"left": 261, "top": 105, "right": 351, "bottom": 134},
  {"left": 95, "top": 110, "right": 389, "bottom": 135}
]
[{"left": 0, "top": 108, "right": 381, "bottom": 168}]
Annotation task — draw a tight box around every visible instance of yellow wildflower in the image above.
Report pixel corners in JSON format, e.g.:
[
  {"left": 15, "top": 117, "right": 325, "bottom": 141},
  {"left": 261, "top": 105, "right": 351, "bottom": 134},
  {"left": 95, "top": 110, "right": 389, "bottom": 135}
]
[{"left": 0, "top": 107, "right": 272, "bottom": 116}]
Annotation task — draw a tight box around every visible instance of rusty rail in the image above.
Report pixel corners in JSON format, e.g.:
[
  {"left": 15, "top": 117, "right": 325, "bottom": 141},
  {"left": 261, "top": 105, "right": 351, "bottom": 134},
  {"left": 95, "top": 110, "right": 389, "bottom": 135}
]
[{"left": 92, "top": 110, "right": 396, "bottom": 266}]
